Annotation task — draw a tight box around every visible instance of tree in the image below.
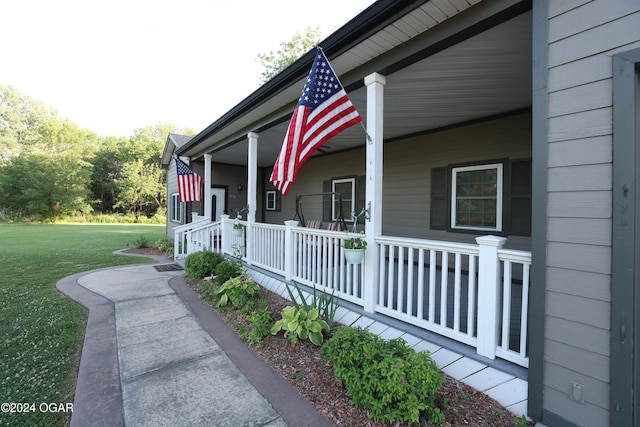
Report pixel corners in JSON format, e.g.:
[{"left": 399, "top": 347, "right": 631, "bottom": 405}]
[
  {"left": 0, "top": 85, "right": 56, "bottom": 161},
  {"left": 0, "top": 106, "right": 97, "bottom": 219},
  {"left": 256, "top": 26, "right": 325, "bottom": 83},
  {"left": 0, "top": 85, "right": 196, "bottom": 220},
  {"left": 90, "top": 136, "right": 127, "bottom": 213},
  {"left": 113, "top": 124, "right": 194, "bottom": 217},
  {"left": 0, "top": 150, "right": 92, "bottom": 219}
]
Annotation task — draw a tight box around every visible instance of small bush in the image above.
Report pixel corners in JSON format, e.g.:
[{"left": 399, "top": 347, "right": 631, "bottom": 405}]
[
  {"left": 197, "top": 279, "right": 218, "bottom": 304},
  {"left": 243, "top": 303, "right": 275, "bottom": 346},
  {"left": 215, "top": 259, "right": 242, "bottom": 285},
  {"left": 133, "top": 234, "right": 151, "bottom": 248},
  {"left": 155, "top": 237, "right": 173, "bottom": 253},
  {"left": 321, "top": 326, "right": 445, "bottom": 424},
  {"left": 184, "top": 251, "right": 225, "bottom": 278}
]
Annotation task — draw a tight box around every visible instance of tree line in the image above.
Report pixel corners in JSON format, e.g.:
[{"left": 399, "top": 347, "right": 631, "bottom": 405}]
[
  {"left": 0, "top": 85, "right": 194, "bottom": 221},
  {"left": 0, "top": 28, "right": 325, "bottom": 221}
]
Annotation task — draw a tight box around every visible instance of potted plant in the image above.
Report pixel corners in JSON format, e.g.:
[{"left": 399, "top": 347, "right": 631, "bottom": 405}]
[
  {"left": 343, "top": 232, "right": 367, "bottom": 264},
  {"left": 232, "top": 215, "right": 244, "bottom": 237}
]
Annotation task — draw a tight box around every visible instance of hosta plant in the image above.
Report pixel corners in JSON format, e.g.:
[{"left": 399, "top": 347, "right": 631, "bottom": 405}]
[
  {"left": 215, "top": 275, "right": 260, "bottom": 308},
  {"left": 271, "top": 306, "right": 329, "bottom": 346}
]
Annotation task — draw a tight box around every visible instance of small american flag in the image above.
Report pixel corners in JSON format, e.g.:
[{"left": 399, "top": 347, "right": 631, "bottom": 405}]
[
  {"left": 175, "top": 157, "right": 203, "bottom": 202},
  {"left": 270, "top": 48, "right": 362, "bottom": 195}
]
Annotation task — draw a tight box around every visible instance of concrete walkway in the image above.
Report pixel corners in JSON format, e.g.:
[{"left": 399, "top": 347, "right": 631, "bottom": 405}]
[{"left": 57, "top": 253, "right": 332, "bottom": 427}]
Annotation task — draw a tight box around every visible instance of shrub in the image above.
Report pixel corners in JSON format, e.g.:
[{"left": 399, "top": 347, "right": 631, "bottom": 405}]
[
  {"left": 197, "top": 279, "right": 218, "bottom": 304},
  {"left": 184, "top": 251, "right": 225, "bottom": 278},
  {"left": 271, "top": 306, "right": 329, "bottom": 346},
  {"left": 214, "top": 259, "right": 242, "bottom": 285},
  {"left": 242, "top": 303, "right": 275, "bottom": 346},
  {"left": 155, "top": 237, "right": 173, "bottom": 253},
  {"left": 215, "top": 275, "right": 260, "bottom": 308},
  {"left": 133, "top": 234, "right": 151, "bottom": 248},
  {"left": 321, "top": 326, "right": 445, "bottom": 424}
]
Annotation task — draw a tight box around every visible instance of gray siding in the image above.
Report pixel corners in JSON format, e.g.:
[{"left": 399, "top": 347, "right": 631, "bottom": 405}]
[
  {"left": 543, "top": 1, "right": 640, "bottom": 425},
  {"left": 165, "top": 161, "right": 249, "bottom": 239},
  {"left": 264, "top": 113, "right": 531, "bottom": 250},
  {"left": 165, "top": 157, "right": 182, "bottom": 239}
]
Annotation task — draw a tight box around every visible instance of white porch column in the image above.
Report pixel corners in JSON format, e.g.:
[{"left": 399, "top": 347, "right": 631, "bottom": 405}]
[
  {"left": 221, "top": 214, "right": 232, "bottom": 255},
  {"left": 475, "top": 235, "right": 507, "bottom": 360},
  {"left": 204, "top": 153, "right": 212, "bottom": 219},
  {"left": 246, "top": 132, "right": 259, "bottom": 265},
  {"left": 284, "top": 220, "right": 299, "bottom": 281},
  {"left": 363, "top": 72, "right": 386, "bottom": 314}
]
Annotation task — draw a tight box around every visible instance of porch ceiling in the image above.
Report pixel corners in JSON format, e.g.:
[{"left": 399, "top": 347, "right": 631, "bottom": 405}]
[{"left": 208, "top": 10, "right": 532, "bottom": 168}]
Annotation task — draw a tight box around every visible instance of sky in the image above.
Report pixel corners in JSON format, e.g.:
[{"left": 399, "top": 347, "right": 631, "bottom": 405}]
[{"left": 1, "top": 0, "right": 375, "bottom": 137}]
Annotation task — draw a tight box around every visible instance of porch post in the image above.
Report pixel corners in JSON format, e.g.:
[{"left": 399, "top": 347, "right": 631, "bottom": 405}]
[
  {"left": 204, "top": 153, "right": 212, "bottom": 219},
  {"left": 221, "top": 214, "right": 232, "bottom": 255},
  {"left": 284, "top": 220, "right": 299, "bottom": 281},
  {"left": 246, "top": 132, "right": 258, "bottom": 265},
  {"left": 475, "top": 235, "right": 507, "bottom": 360},
  {"left": 363, "top": 72, "right": 386, "bottom": 314}
]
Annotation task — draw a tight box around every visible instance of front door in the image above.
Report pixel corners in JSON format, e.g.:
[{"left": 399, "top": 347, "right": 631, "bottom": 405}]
[{"left": 211, "top": 187, "right": 226, "bottom": 222}]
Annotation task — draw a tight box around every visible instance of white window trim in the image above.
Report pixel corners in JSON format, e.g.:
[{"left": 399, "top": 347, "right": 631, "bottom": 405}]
[
  {"left": 266, "top": 190, "right": 277, "bottom": 211},
  {"left": 170, "top": 193, "right": 182, "bottom": 223},
  {"left": 332, "top": 177, "right": 355, "bottom": 222},
  {"left": 450, "top": 163, "right": 503, "bottom": 232}
]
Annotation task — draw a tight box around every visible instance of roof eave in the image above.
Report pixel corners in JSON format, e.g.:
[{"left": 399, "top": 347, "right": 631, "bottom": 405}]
[{"left": 175, "top": 0, "right": 425, "bottom": 157}]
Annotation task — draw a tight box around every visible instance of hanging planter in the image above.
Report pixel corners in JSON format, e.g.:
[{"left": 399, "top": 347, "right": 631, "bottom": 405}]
[
  {"left": 232, "top": 215, "right": 244, "bottom": 237},
  {"left": 343, "top": 233, "right": 367, "bottom": 264},
  {"left": 344, "top": 248, "right": 365, "bottom": 264}
]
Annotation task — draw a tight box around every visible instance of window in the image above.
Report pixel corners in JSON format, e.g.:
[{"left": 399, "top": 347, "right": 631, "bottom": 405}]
[
  {"left": 322, "top": 176, "right": 364, "bottom": 224},
  {"left": 451, "top": 164, "right": 503, "bottom": 231},
  {"left": 332, "top": 178, "right": 355, "bottom": 221},
  {"left": 430, "top": 160, "right": 531, "bottom": 236},
  {"left": 170, "top": 193, "right": 181, "bottom": 222},
  {"left": 266, "top": 190, "right": 278, "bottom": 211}
]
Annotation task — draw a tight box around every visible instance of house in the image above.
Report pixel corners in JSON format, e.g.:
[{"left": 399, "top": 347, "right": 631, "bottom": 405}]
[{"left": 162, "top": 1, "right": 640, "bottom": 426}]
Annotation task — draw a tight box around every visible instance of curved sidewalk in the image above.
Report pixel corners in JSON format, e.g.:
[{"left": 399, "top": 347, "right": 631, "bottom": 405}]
[{"left": 57, "top": 255, "right": 332, "bottom": 427}]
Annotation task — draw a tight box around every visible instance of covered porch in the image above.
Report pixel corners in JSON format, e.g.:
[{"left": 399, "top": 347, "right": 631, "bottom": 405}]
[{"left": 170, "top": 0, "right": 533, "bottom": 416}]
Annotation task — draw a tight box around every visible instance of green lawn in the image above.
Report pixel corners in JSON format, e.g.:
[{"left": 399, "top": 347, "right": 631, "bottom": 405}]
[{"left": 0, "top": 223, "right": 166, "bottom": 427}]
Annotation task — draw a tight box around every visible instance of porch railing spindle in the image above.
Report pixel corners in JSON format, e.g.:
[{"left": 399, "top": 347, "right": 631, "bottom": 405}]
[{"left": 417, "top": 248, "right": 425, "bottom": 319}]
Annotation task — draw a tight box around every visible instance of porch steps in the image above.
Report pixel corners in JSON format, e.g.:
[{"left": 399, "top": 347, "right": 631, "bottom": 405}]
[{"left": 248, "top": 267, "right": 529, "bottom": 418}]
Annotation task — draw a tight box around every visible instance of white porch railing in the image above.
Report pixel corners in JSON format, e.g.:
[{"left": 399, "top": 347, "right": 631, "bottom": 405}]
[
  {"left": 250, "top": 222, "right": 286, "bottom": 274},
  {"left": 173, "top": 217, "right": 220, "bottom": 259},
  {"left": 175, "top": 219, "right": 531, "bottom": 368},
  {"left": 290, "top": 227, "right": 365, "bottom": 306},
  {"left": 375, "top": 236, "right": 480, "bottom": 348}
]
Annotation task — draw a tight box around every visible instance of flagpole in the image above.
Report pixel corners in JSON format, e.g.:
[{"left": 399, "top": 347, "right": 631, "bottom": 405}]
[{"left": 360, "top": 122, "right": 373, "bottom": 144}]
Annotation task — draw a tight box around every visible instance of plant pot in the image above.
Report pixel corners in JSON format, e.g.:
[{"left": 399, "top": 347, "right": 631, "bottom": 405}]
[
  {"left": 232, "top": 228, "right": 243, "bottom": 237},
  {"left": 343, "top": 248, "right": 365, "bottom": 264}
]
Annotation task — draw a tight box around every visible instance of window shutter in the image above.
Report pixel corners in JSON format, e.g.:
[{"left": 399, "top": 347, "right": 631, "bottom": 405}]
[
  {"left": 430, "top": 167, "right": 448, "bottom": 230},
  {"left": 322, "top": 180, "right": 332, "bottom": 222},
  {"left": 509, "top": 159, "right": 532, "bottom": 236}
]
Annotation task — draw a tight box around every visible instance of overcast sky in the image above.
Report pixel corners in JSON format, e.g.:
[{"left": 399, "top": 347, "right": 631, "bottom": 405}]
[{"left": 1, "top": 0, "right": 375, "bottom": 137}]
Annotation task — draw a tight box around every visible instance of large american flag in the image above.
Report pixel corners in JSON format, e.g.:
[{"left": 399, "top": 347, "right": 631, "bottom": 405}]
[
  {"left": 175, "top": 157, "right": 203, "bottom": 202},
  {"left": 270, "top": 48, "right": 362, "bottom": 195}
]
